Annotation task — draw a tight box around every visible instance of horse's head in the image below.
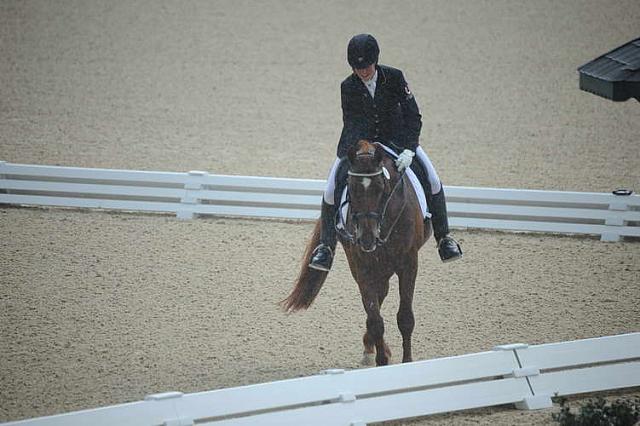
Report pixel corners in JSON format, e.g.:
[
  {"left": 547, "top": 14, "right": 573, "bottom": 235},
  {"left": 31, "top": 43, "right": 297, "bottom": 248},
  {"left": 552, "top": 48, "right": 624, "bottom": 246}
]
[{"left": 346, "top": 140, "right": 391, "bottom": 252}]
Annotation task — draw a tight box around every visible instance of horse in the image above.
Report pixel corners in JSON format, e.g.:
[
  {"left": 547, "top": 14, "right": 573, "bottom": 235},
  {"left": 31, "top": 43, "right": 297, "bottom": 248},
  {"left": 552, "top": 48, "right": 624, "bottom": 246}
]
[{"left": 282, "top": 139, "right": 432, "bottom": 366}]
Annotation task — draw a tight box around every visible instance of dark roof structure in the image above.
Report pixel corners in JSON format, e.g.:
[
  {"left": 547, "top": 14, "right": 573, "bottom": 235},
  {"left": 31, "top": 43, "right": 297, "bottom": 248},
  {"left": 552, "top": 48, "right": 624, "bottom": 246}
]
[{"left": 578, "top": 37, "right": 640, "bottom": 102}]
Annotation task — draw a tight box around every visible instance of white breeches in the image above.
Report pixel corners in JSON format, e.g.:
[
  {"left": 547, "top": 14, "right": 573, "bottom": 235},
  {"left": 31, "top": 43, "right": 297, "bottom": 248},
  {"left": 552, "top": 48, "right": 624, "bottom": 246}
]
[
  {"left": 323, "top": 146, "right": 442, "bottom": 205},
  {"left": 323, "top": 158, "right": 343, "bottom": 205},
  {"left": 415, "top": 146, "right": 442, "bottom": 194}
]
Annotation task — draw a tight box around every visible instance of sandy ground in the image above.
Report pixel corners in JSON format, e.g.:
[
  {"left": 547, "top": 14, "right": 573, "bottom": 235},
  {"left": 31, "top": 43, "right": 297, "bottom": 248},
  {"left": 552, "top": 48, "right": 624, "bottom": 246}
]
[{"left": 1, "top": 0, "right": 639, "bottom": 424}]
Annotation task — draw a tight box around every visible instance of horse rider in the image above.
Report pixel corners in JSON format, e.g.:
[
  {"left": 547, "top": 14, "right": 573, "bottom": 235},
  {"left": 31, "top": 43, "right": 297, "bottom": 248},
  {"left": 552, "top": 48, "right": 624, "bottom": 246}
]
[{"left": 309, "top": 33, "right": 463, "bottom": 271}]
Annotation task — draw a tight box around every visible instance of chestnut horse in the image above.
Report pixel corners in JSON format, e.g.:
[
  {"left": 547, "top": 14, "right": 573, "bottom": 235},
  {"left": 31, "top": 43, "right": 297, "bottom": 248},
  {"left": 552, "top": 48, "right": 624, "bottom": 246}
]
[{"left": 282, "top": 140, "right": 432, "bottom": 366}]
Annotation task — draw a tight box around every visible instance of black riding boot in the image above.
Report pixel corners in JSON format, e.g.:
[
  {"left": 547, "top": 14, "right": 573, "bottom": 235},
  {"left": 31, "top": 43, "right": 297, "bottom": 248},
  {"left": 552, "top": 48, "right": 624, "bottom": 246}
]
[
  {"left": 309, "top": 200, "right": 338, "bottom": 271},
  {"left": 429, "top": 188, "right": 463, "bottom": 262}
]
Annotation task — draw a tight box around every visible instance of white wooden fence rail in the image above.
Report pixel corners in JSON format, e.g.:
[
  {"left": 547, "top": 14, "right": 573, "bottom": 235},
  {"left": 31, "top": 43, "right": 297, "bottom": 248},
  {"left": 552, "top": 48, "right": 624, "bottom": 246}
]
[
  {"left": 3, "top": 333, "right": 639, "bottom": 425},
  {"left": 1, "top": 161, "right": 639, "bottom": 241}
]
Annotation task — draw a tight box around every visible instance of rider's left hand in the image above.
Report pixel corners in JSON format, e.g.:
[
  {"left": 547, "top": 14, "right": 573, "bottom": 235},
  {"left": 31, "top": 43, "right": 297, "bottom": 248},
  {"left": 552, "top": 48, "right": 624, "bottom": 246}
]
[{"left": 395, "top": 149, "right": 415, "bottom": 172}]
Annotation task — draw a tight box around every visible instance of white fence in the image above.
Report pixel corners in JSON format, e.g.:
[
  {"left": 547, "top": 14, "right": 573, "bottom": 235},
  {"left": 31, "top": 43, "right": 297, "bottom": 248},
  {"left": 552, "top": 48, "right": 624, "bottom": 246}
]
[
  {"left": 1, "top": 161, "right": 639, "bottom": 242},
  {"left": 3, "top": 333, "right": 639, "bottom": 425}
]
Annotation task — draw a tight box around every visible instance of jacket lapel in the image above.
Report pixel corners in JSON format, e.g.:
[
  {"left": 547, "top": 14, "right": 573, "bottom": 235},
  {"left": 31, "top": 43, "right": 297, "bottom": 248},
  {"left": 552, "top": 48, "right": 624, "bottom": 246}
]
[{"left": 373, "top": 66, "right": 386, "bottom": 103}]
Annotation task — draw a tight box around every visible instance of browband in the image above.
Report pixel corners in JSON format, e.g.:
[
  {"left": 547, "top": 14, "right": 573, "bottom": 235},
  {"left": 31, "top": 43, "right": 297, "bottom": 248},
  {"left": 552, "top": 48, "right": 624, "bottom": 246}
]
[{"left": 348, "top": 169, "right": 383, "bottom": 177}]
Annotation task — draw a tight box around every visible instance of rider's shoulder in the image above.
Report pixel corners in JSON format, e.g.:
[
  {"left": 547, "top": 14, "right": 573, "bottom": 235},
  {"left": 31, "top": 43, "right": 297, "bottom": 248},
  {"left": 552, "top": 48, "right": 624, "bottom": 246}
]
[
  {"left": 340, "top": 74, "right": 363, "bottom": 97},
  {"left": 377, "top": 64, "right": 405, "bottom": 82},
  {"left": 341, "top": 73, "right": 360, "bottom": 88},
  {"left": 378, "top": 64, "right": 402, "bottom": 74}
]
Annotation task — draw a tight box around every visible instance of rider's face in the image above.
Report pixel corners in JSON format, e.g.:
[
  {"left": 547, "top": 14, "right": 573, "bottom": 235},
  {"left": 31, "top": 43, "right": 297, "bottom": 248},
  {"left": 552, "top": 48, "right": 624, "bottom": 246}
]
[{"left": 353, "top": 64, "right": 376, "bottom": 82}]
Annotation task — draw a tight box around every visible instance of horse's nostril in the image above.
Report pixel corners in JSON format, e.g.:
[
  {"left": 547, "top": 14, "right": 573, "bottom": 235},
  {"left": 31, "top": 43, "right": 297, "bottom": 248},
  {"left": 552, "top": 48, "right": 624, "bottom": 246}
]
[{"left": 361, "top": 243, "right": 377, "bottom": 253}]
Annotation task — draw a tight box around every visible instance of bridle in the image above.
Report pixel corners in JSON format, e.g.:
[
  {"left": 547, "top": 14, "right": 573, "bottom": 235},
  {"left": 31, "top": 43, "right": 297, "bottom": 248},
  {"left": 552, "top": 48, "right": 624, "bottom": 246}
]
[{"left": 336, "top": 165, "right": 408, "bottom": 251}]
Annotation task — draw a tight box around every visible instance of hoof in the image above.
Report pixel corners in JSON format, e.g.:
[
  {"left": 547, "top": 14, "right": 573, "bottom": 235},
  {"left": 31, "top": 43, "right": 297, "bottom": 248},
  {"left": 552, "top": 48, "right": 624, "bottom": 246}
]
[{"left": 360, "top": 352, "right": 375, "bottom": 366}]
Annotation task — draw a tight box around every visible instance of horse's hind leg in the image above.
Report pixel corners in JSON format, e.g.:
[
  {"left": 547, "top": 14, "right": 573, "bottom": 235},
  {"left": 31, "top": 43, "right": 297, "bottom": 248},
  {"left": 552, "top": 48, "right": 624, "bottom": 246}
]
[
  {"left": 397, "top": 255, "right": 418, "bottom": 363},
  {"left": 360, "top": 281, "right": 391, "bottom": 366}
]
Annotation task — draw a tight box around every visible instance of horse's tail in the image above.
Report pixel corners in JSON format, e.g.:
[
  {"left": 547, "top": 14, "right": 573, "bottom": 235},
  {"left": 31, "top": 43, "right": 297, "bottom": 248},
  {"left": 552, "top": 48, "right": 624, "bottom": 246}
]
[{"left": 281, "top": 219, "right": 329, "bottom": 312}]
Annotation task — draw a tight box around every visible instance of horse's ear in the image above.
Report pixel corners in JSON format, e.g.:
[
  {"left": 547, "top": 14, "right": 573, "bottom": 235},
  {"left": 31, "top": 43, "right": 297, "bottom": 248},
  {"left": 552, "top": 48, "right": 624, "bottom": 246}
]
[
  {"left": 347, "top": 141, "right": 359, "bottom": 164},
  {"left": 374, "top": 144, "right": 383, "bottom": 164}
]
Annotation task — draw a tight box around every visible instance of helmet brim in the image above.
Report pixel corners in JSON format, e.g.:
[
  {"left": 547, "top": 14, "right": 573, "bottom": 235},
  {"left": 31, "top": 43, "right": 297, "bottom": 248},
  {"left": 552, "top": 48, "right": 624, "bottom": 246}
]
[{"left": 351, "top": 62, "right": 375, "bottom": 70}]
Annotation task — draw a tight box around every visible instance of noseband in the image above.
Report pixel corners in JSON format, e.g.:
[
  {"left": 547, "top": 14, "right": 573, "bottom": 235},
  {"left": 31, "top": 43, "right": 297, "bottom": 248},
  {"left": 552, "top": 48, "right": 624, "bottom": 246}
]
[{"left": 337, "top": 166, "right": 408, "bottom": 249}]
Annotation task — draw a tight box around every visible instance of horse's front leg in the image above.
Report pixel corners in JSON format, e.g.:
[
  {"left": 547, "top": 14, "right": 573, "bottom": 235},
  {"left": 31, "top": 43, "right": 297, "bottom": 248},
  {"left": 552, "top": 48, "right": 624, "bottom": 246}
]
[
  {"left": 360, "top": 287, "right": 389, "bottom": 366},
  {"left": 362, "top": 329, "right": 391, "bottom": 366},
  {"left": 396, "top": 254, "right": 418, "bottom": 363}
]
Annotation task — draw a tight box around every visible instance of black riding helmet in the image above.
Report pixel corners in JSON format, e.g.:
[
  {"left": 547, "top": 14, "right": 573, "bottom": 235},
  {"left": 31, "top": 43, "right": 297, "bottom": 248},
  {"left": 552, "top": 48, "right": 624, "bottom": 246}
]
[{"left": 347, "top": 34, "right": 379, "bottom": 69}]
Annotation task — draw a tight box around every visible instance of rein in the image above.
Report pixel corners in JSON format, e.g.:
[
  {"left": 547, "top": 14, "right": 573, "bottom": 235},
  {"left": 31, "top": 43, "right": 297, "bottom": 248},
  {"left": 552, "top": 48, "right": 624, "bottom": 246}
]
[{"left": 376, "top": 170, "right": 408, "bottom": 244}]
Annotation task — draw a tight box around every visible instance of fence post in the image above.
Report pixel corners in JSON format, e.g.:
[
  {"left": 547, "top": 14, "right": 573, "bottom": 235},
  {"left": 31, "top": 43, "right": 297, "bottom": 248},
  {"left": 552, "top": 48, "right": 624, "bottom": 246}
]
[
  {"left": 178, "top": 171, "right": 207, "bottom": 220},
  {"left": 493, "top": 343, "right": 553, "bottom": 410},
  {"left": 601, "top": 191, "right": 632, "bottom": 242},
  {"left": 0, "top": 161, "right": 7, "bottom": 195},
  {"left": 145, "top": 391, "right": 194, "bottom": 426},
  {"left": 320, "top": 368, "right": 365, "bottom": 424}
]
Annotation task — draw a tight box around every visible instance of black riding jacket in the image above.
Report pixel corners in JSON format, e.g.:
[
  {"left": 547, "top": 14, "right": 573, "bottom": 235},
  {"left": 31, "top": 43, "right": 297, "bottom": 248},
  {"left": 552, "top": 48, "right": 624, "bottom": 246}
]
[{"left": 337, "top": 64, "right": 422, "bottom": 158}]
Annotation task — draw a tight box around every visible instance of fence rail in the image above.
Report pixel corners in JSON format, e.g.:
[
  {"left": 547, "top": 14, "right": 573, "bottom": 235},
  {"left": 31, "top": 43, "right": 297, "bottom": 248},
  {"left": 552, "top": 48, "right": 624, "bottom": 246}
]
[
  {"left": 1, "top": 161, "right": 639, "bottom": 241},
  {"left": 3, "top": 333, "right": 639, "bottom": 425}
]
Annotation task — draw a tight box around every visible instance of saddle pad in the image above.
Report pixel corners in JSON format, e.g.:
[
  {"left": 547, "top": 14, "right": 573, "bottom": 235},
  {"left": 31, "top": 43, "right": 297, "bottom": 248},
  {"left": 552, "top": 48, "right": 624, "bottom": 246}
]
[{"left": 337, "top": 146, "right": 430, "bottom": 230}]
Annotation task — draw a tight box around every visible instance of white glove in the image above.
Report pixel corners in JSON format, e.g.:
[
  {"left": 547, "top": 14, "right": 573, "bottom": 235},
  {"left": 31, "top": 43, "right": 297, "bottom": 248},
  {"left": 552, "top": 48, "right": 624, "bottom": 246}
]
[{"left": 395, "top": 149, "right": 414, "bottom": 172}]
